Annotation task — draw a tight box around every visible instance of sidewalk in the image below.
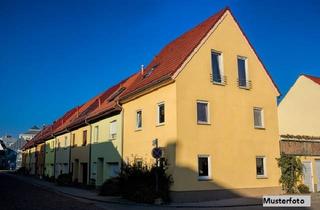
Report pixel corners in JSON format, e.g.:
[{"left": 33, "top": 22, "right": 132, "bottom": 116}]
[{"left": 8, "top": 173, "right": 264, "bottom": 208}]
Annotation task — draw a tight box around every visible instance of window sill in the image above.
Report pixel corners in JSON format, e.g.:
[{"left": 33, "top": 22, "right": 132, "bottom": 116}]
[
  {"left": 156, "top": 123, "right": 165, "bottom": 127},
  {"left": 198, "top": 177, "right": 212, "bottom": 181},
  {"left": 254, "top": 126, "right": 265, "bottom": 130},
  {"left": 239, "top": 86, "right": 251, "bottom": 90},
  {"left": 212, "top": 81, "right": 226, "bottom": 86},
  {"left": 135, "top": 128, "right": 142, "bottom": 132},
  {"left": 109, "top": 138, "right": 116, "bottom": 141},
  {"left": 256, "top": 175, "right": 268, "bottom": 179},
  {"left": 197, "top": 122, "right": 211, "bottom": 125}
]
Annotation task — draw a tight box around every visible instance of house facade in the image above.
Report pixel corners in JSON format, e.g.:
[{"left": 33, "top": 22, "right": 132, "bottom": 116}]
[
  {"left": 35, "top": 142, "right": 45, "bottom": 177},
  {"left": 44, "top": 137, "right": 55, "bottom": 178},
  {"left": 87, "top": 76, "right": 137, "bottom": 186},
  {"left": 278, "top": 75, "right": 320, "bottom": 192},
  {"left": 89, "top": 113, "right": 122, "bottom": 186},
  {"left": 121, "top": 8, "right": 281, "bottom": 201},
  {"left": 54, "top": 132, "right": 71, "bottom": 178}
]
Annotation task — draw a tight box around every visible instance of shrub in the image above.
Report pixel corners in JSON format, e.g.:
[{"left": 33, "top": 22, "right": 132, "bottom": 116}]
[
  {"left": 100, "top": 162, "right": 173, "bottom": 203},
  {"left": 298, "top": 184, "right": 310, "bottom": 194},
  {"left": 56, "top": 173, "right": 72, "bottom": 186},
  {"left": 276, "top": 154, "right": 303, "bottom": 193},
  {"left": 99, "top": 177, "right": 122, "bottom": 196}
]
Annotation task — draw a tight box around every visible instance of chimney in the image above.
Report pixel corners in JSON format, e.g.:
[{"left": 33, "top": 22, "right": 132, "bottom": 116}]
[{"left": 140, "top": 64, "right": 144, "bottom": 75}]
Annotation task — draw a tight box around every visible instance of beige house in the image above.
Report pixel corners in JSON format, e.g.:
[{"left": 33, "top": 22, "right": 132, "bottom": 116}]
[{"left": 278, "top": 74, "right": 320, "bottom": 192}]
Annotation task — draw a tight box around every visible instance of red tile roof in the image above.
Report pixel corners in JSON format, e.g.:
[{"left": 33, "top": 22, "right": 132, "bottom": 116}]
[
  {"left": 87, "top": 73, "right": 139, "bottom": 120},
  {"left": 121, "top": 7, "right": 279, "bottom": 99},
  {"left": 304, "top": 74, "right": 320, "bottom": 85}
]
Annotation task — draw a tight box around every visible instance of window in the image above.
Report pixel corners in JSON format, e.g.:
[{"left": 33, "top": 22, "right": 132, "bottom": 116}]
[
  {"left": 143, "top": 64, "right": 159, "bottom": 78},
  {"left": 197, "top": 101, "right": 209, "bottom": 124},
  {"left": 198, "top": 155, "right": 211, "bottom": 180},
  {"left": 256, "top": 156, "right": 267, "bottom": 177},
  {"left": 211, "top": 51, "right": 224, "bottom": 84},
  {"left": 64, "top": 136, "right": 67, "bottom": 147},
  {"left": 237, "top": 56, "right": 249, "bottom": 88},
  {"left": 136, "top": 110, "right": 142, "bottom": 129},
  {"left": 157, "top": 103, "right": 165, "bottom": 125},
  {"left": 109, "top": 120, "right": 117, "bottom": 139},
  {"left": 51, "top": 141, "right": 54, "bottom": 150},
  {"left": 92, "top": 162, "right": 97, "bottom": 175},
  {"left": 72, "top": 133, "right": 75, "bottom": 147},
  {"left": 253, "top": 107, "right": 264, "bottom": 128},
  {"left": 93, "top": 126, "right": 99, "bottom": 143},
  {"left": 108, "top": 162, "right": 120, "bottom": 178},
  {"left": 63, "top": 163, "right": 68, "bottom": 174},
  {"left": 82, "top": 130, "right": 87, "bottom": 146}
]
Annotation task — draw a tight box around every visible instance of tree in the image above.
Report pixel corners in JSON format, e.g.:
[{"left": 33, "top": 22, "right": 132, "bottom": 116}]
[{"left": 277, "top": 154, "right": 303, "bottom": 193}]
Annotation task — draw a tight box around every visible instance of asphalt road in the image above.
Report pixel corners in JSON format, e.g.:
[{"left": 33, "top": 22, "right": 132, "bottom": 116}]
[
  {"left": 0, "top": 171, "right": 318, "bottom": 210},
  {"left": 0, "top": 172, "right": 104, "bottom": 210}
]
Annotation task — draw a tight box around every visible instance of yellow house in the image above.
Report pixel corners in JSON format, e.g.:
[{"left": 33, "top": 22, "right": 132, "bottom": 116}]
[
  {"left": 54, "top": 132, "right": 72, "bottom": 178},
  {"left": 29, "top": 146, "right": 36, "bottom": 175},
  {"left": 278, "top": 74, "right": 320, "bottom": 192},
  {"left": 88, "top": 75, "right": 137, "bottom": 186},
  {"left": 44, "top": 137, "right": 55, "bottom": 177},
  {"left": 70, "top": 125, "right": 91, "bottom": 184},
  {"left": 69, "top": 94, "right": 105, "bottom": 184},
  {"left": 121, "top": 7, "right": 281, "bottom": 201}
]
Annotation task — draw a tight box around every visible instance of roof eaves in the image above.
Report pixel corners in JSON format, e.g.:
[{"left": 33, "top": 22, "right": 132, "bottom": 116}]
[{"left": 303, "top": 74, "right": 320, "bottom": 86}]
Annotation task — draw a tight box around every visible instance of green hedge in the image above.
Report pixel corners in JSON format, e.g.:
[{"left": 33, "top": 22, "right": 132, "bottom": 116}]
[{"left": 100, "top": 163, "right": 173, "bottom": 203}]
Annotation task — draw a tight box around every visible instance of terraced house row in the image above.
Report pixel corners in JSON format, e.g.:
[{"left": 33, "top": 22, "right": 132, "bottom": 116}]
[{"left": 22, "top": 8, "right": 283, "bottom": 201}]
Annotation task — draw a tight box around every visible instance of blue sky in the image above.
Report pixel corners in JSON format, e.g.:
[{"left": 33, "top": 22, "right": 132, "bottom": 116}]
[{"left": 0, "top": 0, "right": 319, "bottom": 137}]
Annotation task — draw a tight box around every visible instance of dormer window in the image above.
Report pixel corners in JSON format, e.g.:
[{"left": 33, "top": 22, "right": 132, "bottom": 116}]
[{"left": 143, "top": 64, "right": 159, "bottom": 78}]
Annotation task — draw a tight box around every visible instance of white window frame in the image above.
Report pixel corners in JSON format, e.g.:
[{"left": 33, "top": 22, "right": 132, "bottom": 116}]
[
  {"left": 156, "top": 102, "right": 165, "bottom": 126},
  {"left": 253, "top": 107, "right": 264, "bottom": 129},
  {"left": 93, "top": 125, "right": 99, "bottom": 143},
  {"left": 136, "top": 110, "right": 142, "bottom": 130},
  {"left": 237, "top": 56, "right": 250, "bottom": 88},
  {"left": 196, "top": 100, "right": 210, "bottom": 124},
  {"left": 109, "top": 120, "right": 117, "bottom": 139},
  {"left": 197, "top": 155, "right": 212, "bottom": 180},
  {"left": 256, "top": 156, "right": 267, "bottom": 178},
  {"left": 211, "top": 50, "right": 225, "bottom": 85}
]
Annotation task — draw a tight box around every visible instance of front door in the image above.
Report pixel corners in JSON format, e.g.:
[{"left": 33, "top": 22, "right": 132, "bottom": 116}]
[
  {"left": 316, "top": 160, "right": 320, "bottom": 192},
  {"left": 97, "top": 158, "right": 104, "bottom": 186},
  {"left": 303, "top": 161, "right": 314, "bottom": 192},
  {"left": 82, "top": 163, "right": 88, "bottom": 185}
]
